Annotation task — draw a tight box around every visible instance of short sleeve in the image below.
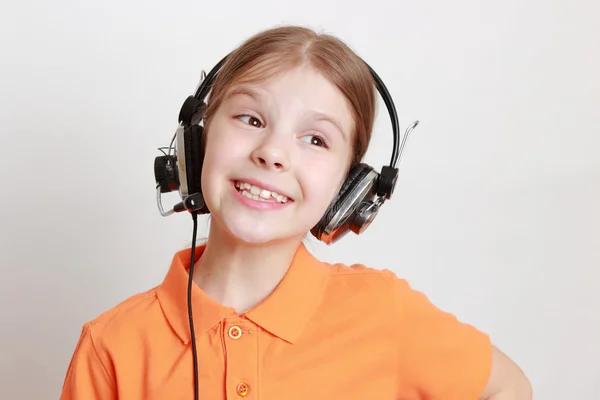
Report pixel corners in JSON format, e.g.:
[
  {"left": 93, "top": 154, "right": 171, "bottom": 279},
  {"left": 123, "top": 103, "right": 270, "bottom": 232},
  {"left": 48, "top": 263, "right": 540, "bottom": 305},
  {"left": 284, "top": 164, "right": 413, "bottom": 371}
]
[
  {"left": 59, "top": 323, "right": 116, "bottom": 400},
  {"left": 391, "top": 274, "right": 493, "bottom": 400}
]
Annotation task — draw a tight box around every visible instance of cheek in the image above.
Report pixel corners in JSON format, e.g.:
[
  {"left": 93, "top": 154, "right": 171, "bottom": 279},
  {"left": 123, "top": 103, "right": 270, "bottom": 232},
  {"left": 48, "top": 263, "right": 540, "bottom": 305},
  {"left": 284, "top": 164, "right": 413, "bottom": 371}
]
[
  {"left": 300, "top": 161, "right": 347, "bottom": 211},
  {"left": 200, "top": 129, "right": 235, "bottom": 196},
  {"left": 202, "top": 123, "right": 246, "bottom": 174},
  {"left": 201, "top": 141, "right": 226, "bottom": 182}
]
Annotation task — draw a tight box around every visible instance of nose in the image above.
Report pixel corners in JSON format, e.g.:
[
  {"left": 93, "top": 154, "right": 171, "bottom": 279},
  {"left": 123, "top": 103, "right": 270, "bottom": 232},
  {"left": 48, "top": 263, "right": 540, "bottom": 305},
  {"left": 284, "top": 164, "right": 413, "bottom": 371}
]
[{"left": 250, "top": 133, "right": 291, "bottom": 171}]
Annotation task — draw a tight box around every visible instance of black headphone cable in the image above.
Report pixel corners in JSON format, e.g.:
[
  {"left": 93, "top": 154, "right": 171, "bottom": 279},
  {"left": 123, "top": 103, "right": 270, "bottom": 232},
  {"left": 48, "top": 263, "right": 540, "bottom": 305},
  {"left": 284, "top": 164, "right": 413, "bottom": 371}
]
[{"left": 188, "top": 210, "right": 200, "bottom": 400}]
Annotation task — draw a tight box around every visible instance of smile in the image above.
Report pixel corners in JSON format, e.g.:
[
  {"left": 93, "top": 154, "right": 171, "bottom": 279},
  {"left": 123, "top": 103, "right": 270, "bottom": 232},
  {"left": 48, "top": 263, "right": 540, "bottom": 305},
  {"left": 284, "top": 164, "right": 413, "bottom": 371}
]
[{"left": 234, "top": 181, "right": 291, "bottom": 203}]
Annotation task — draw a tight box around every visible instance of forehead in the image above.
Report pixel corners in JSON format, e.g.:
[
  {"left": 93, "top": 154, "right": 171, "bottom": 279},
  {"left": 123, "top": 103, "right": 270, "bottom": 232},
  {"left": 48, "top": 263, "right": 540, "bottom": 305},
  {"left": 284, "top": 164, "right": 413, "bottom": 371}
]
[{"left": 224, "top": 65, "right": 355, "bottom": 136}]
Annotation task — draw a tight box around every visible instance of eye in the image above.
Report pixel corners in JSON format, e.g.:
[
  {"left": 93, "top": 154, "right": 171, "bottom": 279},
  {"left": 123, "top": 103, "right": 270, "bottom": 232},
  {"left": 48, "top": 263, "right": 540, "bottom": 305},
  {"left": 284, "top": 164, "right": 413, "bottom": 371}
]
[
  {"left": 237, "top": 114, "right": 263, "bottom": 128},
  {"left": 301, "top": 134, "right": 329, "bottom": 148}
]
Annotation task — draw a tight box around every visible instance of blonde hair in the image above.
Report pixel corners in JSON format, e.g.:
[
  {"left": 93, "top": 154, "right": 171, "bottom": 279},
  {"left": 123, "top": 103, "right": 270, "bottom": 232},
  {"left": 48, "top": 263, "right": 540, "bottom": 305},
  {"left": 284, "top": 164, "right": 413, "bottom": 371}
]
[{"left": 202, "top": 25, "right": 376, "bottom": 167}]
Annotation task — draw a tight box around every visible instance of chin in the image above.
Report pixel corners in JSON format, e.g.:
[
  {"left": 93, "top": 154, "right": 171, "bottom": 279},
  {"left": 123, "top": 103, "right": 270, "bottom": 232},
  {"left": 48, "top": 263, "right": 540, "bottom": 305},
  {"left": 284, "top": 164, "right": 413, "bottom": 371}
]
[
  {"left": 219, "top": 209, "right": 314, "bottom": 246},
  {"left": 206, "top": 194, "right": 324, "bottom": 246},
  {"left": 225, "top": 223, "right": 293, "bottom": 245}
]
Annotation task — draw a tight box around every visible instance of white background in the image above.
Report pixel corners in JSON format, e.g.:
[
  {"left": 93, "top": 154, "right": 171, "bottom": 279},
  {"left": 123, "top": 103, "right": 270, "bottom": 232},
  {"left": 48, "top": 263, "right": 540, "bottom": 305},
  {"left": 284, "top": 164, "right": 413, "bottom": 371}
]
[{"left": 1, "top": 0, "right": 599, "bottom": 398}]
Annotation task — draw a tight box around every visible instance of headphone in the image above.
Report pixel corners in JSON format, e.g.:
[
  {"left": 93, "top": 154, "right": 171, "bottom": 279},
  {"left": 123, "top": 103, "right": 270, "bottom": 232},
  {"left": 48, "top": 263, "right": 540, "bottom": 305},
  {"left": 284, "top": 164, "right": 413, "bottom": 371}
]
[{"left": 154, "top": 55, "right": 419, "bottom": 244}]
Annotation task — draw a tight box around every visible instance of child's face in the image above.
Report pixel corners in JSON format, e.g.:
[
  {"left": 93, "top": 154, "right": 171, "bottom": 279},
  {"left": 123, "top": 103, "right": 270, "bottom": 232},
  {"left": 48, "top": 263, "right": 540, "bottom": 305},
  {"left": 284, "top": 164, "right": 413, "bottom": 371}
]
[{"left": 201, "top": 65, "right": 354, "bottom": 244}]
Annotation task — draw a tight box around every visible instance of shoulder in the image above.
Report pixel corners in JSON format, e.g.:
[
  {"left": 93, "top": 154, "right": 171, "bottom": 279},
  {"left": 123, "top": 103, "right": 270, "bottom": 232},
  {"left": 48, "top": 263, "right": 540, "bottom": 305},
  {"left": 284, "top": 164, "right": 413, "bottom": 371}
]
[
  {"left": 87, "top": 288, "right": 159, "bottom": 331},
  {"left": 324, "top": 260, "right": 412, "bottom": 300},
  {"left": 319, "top": 260, "right": 405, "bottom": 313},
  {"left": 81, "top": 287, "right": 165, "bottom": 353},
  {"left": 322, "top": 259, "right": 490, "bottom": 343},
  {"left": 325, "top": 261, "right": 462, "bottom": 318},
  {"left": 326, "top": 260, "right": 395, "bottom": 287},
  {"left": 62, "top": 288, "right": 164, "bottom": 388}
]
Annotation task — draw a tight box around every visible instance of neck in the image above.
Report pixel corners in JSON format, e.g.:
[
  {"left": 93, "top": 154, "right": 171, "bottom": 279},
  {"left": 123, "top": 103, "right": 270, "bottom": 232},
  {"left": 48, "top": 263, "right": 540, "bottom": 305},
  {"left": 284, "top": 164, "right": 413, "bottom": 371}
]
[{"left": 192, "top": 221, "right": 303, "bottom": 314}]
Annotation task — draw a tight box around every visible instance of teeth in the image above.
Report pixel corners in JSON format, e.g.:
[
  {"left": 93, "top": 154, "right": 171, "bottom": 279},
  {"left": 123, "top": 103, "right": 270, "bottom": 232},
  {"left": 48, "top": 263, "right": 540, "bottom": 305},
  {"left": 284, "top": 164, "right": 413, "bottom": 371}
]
[{"left": 235, "top": 181, "right": 289, "bottom": 203}]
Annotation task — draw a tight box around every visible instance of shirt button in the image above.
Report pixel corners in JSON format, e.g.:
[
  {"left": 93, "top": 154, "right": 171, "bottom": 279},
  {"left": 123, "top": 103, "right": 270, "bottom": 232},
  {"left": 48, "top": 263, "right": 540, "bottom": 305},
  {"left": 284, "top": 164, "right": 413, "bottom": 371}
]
[
  {"left": 228, "top": 326, "right": 242, "bottom": 340},
  {"left": 236, "top": 382, "right": 250, "bottom": 397}
]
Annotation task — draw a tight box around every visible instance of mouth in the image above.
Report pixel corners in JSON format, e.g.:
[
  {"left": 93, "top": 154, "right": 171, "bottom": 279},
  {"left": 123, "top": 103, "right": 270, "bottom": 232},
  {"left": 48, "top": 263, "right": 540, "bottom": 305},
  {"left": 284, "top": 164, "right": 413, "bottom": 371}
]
[{"left": 233, "top": 180, "right": 292, "bottom": 204}]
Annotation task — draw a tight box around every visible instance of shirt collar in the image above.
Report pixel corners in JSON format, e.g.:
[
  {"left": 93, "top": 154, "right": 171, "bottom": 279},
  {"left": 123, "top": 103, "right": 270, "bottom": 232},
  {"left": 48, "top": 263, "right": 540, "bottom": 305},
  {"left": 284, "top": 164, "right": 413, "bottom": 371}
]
[{"left": 157, "top": 243, "right": 330, "bottom": 344}]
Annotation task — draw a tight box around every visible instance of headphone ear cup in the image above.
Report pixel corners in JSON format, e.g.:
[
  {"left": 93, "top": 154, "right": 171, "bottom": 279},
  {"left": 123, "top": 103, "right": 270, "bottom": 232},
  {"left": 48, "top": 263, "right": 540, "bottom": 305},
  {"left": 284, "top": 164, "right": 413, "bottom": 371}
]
[
  {"left": 311, "top": 163, "right": 374, "bottom": 241},
  {"left": 183, "top": 125, "right": 208, "bottom": 213},
  {"left": 184, "top": 125, "right": 203, "bottom": 195}
]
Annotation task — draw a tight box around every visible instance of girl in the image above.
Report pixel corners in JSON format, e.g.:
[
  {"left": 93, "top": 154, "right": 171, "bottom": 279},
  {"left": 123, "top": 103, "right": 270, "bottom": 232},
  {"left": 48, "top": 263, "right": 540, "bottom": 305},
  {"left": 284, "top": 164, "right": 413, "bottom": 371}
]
[{"left": 60, "top": 25, "right": 531, "bottom": 399}]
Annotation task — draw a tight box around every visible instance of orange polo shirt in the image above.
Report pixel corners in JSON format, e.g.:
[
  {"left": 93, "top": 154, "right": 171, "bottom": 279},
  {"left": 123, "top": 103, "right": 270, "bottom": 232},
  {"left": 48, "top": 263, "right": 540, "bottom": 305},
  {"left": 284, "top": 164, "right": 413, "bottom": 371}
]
[{"left": 60, "top": 244, "right": 492, "bottom": 399}]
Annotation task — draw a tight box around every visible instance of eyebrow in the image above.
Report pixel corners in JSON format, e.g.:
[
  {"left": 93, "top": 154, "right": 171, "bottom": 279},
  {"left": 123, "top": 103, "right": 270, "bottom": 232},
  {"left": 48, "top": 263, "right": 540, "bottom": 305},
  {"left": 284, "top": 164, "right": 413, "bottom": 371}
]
[
  {"left": 311, "top": 112, "right": 349, "bottom": 141},
  {"left": 224, "top": 85, "right": 263, "bottom": 102}
]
